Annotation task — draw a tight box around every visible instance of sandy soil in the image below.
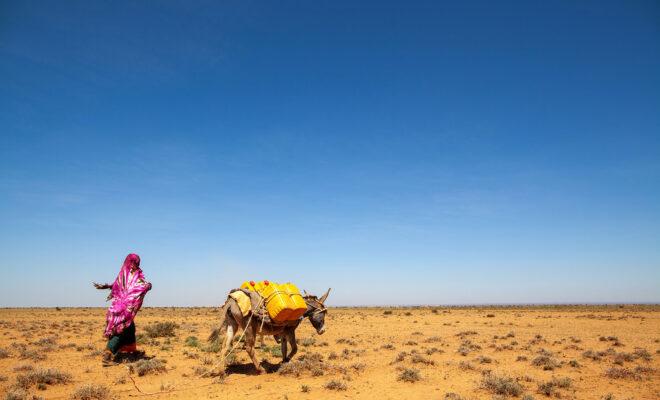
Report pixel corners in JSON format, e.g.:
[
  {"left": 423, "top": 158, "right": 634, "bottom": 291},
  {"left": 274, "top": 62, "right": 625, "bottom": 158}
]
[{"left": 0, "top": 305, "right": 658, "bottom": 399}]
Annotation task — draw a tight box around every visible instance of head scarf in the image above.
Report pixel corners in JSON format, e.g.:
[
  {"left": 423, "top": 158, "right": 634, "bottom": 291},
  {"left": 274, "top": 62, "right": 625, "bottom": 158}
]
[{"left": 104, "top": 253, "right": 151, "bottom": 337}]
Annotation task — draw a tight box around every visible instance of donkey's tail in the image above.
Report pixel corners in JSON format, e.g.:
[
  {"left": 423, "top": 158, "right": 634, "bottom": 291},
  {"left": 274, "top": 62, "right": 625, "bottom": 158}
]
[{"left": 208, "top": 300, "right": 230, "bottom": 343}]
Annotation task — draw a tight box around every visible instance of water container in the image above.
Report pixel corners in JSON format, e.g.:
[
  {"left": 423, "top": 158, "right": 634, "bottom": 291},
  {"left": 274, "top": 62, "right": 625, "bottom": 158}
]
[
  {"left": 259, "top": 281, "right": 295, "bottom": 322},
  {"left": 240, "top": 280, "right": 306, "bottom": 322},
  {"left": 282, "top": 283, "right": 307, "bottom": 319}
]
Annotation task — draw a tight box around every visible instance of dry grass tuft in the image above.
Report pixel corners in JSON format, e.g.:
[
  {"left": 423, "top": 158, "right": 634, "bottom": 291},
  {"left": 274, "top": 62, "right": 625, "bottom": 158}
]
[
  {"left": 128, "top": 359, "right": 167, "bottom": 376},
  {"left": 70, "top": 384, "right": 115, "bottom": 400},
  {"left": 4, "top": 387, "right": 28, "bottom": 400},
  {"left": 16, "top": 368, "right": 72, "bottom": 389},
  {"left": 531, "top": 355, "right": 561, "bottom": 370},
  {"left": 458, "top": 340, "right": 481, "bottom": 356},
  {"left": 279, "top": 352, "right": 327, "bottom": 377},
  {"left": 604, "top": 366, "right": 654, "bottom": 380},
  {"left": 0, "top": 347, "right": 10, "bottom": 359},
  {"left": 144, "top": 322, "right": 178, "bottom": 338},
  {"left": 411, "top": 354, "right": 435, "bottom": 365},
  {"left": 537, "top": 377, "right": 572, "bottom": 396},
  {"left": 398, "top": 368, "right": 421, "bottom": 382},
  {"left": 480, "top": 374, "right": 523, "bottom": 396},
  {"left": 324, "top": 379, "right": 347, "bottom": 391}
]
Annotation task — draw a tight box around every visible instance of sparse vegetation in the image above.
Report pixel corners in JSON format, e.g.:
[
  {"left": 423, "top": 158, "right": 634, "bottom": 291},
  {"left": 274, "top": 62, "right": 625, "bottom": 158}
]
[
  {"left": 279, "top": 352, "right": 327, "bottom": 377},
  {"left": 128, "top": 359, "right": 167, "bottom": 376},
  {"left": 411, "top": 354, "right": 435, "bottom": 365},
  {"left": 398, "top": 368, "right": 421, "bottom": 382},
  {"left": 4, "top": 388, "right": 28, "bottom": 400},
  {"left": 184, "top": 336, "right": 199, "bottom": 347},
  {"left": 324, "top": 379, "right": 347, "bottom": 390},
  {"left": 16, "top": 368, "right": 72, "bottom": 389},
  {"left": 144, "top": 322, "right": 178, "bottom": 338},
  {"left": 70, "top": 384, "right": 115, "bottom": 400},
  {"left": 531, "top": 355, "right": 561, "bottom": 370},
  {"left": 480, "top": 374, "right": 523, "bottom": 396},
  {"left": 537, "top": 377, "right": 572, "bottom": 396},
  {"left": 0, "top": 306, "right": 657, "bottom": 399}
]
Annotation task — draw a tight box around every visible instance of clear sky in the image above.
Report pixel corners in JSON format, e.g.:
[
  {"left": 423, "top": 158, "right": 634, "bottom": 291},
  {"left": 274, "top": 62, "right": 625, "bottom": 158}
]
[{"left": 1, "top": 1, "right": 659, "bottom": 307}]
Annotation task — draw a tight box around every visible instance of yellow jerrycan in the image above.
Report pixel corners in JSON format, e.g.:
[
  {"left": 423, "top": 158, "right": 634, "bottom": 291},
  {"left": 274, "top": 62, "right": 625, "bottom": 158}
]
[
  {"left": 259, "top": 281, "right": 296, "bottom": 322},
  {"left": 281, "top": 282, "right": 307, "bottom": 320}
]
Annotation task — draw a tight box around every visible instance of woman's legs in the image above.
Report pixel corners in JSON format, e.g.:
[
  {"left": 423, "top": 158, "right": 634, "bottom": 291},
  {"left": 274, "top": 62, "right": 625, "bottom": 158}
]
[
  {"left": 104, "top": 322, "right": 137, "bottom": 365},
  {"left": 117, "top": 323, "right": 136, "bottom": 352}
]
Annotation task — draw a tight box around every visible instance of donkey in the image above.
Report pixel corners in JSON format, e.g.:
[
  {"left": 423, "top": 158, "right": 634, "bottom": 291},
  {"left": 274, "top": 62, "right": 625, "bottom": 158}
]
[{"left": 208, "top": 288, "right": 330, "bottom": 375}]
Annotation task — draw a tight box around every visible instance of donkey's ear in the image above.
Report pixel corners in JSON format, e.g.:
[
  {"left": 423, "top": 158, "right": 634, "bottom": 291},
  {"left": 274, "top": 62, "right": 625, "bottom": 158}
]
[
  {"left": 303, "top": 290, "right": 309, "bottom": 296},
  {"left": 319, "top": 288, "right": 331, "bottom": 304}
]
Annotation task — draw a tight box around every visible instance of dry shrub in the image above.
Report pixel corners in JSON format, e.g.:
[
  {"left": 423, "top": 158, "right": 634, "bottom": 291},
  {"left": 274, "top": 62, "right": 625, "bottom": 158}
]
[
  {"left": 458, "top": 361, "right": 475, "bottom": 370},
  {"left": 537, "top": 377, "right": 572, "bottom": 396},
  {"left": 633, "top": 348, "right": 652, "bottom": 361},
  {"left": 16, "top": 368, "right": 71, "bottom": 389},
  {"left": 604, "top": 366, "right": 654, "bottom": 380},
  {"left": 0, "top": 347, "right": 10, "bottom": 359},
  {"left": 70, "top": 384, "right": 115, "bottom": 400},
  {"left": 4, "top": 387, "right": 28, "bottom": 400},
  {"left": 393, "top": 351, "right": 407, "bottom": 363},
  {"left": 144, "top": 322, "right": 178, "bottom": 338},
  {"left": 398, "top": 368, "right": 421, "bottom": 382},
  {"left": 426, "top": 347, "right": 442, "bottom": 355},
  {"left": 613, "top": 352, "right": 635, "bottom": 365},
  {"left": 13, "top": 364, "right": 34, "bottom": 372},
  {"left": 476, "top": 355, "right": 493, "bottom": 364},
  {"left": 324, "top": 379, "right": 347, "bottom": 391},
  {"left": 128, "top": 359, "right": 167, "bottom": 376},
  {"left": 458, "top": 340, "right": 481, "bottom": 356},
  {"left": 33, "top": 336, "right": 57, "bottom": 350},
  {"left": 279, "top": 352, "right": 327, "bottom": 377},
  {"left": 531, "top": 355, "right": 561, "bottom": 370},
  {"left": 350, "top": 362, "right": 366, "bottom": 373},
  {"left": 582, "top": 349, "right": 606, "bottom": 361},
  {"left": 16, "top": 345, "right": 46, "bottom": 362},
  {"left": 480, "top": 374, "right": 523, "bottom": 396},
  {"left": 444, "top": 393, "right": 465, "bottom": 400},
  {"left": 336, "top": 338, "right": 357, "bottom": 346},
  {"left": 411, "top": 354, "right": 435, "bottom": 365}
]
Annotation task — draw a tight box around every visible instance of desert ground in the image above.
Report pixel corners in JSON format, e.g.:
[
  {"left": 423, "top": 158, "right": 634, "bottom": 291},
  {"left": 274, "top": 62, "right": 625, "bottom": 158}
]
[{"left": 0, "top": 305, "right": 658, "bottom": 400}]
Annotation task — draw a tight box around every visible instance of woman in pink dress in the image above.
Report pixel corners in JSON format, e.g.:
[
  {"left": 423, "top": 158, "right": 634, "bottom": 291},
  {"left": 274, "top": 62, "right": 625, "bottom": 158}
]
[{"left": 94, "top": 253, "right": 152, "bottom": 365}]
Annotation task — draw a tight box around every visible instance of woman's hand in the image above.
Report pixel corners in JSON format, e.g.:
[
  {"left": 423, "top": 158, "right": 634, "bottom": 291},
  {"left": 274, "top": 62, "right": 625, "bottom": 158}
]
[{"left": 93, "top": 282, "right": 111, "bottom": 290}]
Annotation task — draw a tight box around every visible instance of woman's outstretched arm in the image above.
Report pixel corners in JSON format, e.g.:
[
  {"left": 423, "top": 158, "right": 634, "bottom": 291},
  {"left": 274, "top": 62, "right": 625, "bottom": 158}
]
[{"left": 93, "top": 282, "right": 112, "bottom": 290}]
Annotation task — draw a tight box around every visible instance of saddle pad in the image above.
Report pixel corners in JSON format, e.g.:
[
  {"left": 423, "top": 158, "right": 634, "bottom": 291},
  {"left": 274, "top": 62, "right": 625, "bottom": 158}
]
[{"left": 229, "top": 290, "right": 252, "bottom": 317}]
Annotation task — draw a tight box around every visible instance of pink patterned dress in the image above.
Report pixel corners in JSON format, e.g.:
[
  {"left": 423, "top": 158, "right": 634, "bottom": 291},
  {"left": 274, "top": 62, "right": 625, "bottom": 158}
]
[{"left": 104, "top": 254, "right": 152, "bottom": 338}]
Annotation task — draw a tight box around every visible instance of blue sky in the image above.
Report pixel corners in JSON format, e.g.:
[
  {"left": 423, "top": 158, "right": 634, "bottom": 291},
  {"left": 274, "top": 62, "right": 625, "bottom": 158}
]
[{"left": 1, "top": 1, "right": 659, "bottom": 306}]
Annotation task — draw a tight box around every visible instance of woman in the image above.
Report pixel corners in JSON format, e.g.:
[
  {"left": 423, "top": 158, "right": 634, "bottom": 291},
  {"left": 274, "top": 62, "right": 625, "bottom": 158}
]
[{"left": 93, "top": 253, "right": 152, "bottom": 365}]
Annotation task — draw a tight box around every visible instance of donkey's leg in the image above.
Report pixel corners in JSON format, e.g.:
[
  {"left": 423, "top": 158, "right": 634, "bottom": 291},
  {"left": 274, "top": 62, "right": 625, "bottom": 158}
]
[
  {"left": 281, "top": 335, "right": 289, "bottom": 363},
  {"left": 217, "top": 321, "right": 236, "bottom": 374},
  {"left": 287, "top": 329, "right": 298, "bottom": 361},
  {"left": 245, "top": 327, "right": 264, "bottom": 374}
]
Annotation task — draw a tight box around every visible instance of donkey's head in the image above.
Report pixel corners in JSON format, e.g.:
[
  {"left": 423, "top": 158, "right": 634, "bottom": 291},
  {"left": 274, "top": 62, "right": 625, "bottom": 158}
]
[{"left": 303, "top": 288, "right": 331, "bottom": 335}]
